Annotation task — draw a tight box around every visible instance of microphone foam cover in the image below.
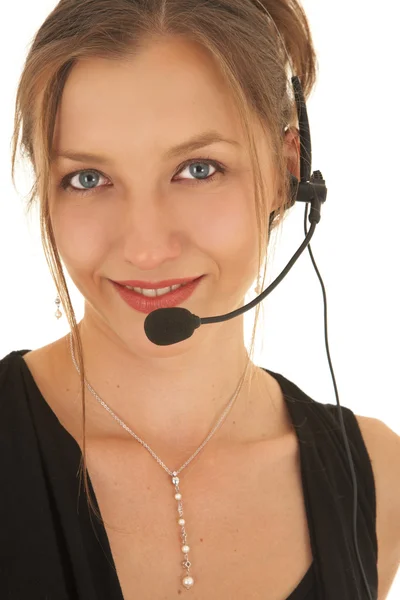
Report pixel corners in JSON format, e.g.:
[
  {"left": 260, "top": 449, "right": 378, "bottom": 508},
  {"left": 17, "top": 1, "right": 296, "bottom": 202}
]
[{"left": 144, "top": 307, "right": 201, "bottom": 346}]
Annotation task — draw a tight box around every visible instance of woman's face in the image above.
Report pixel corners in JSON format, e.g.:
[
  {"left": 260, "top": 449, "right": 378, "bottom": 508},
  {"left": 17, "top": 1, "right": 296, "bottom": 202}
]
[{"left": 49, "top": 36, "right": 276, "bottom": 353}]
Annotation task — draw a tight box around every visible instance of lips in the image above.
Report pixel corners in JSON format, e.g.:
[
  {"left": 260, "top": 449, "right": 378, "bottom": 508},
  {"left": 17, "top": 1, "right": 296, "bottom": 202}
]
[
  {"left": 111, "top": 276, "right": 204, "bottom": 314},
  {"left": 113, "top": 277, "right": 201, "bottom": 289}
]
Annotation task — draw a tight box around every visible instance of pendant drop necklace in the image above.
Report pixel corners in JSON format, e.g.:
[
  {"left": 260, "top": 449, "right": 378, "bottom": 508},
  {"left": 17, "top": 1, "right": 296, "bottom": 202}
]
[{"left": 68, "top": 332, "right": 248, "bottom": 590}]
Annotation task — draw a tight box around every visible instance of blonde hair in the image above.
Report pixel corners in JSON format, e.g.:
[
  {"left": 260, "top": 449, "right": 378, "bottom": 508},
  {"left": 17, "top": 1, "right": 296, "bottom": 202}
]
[{"left": 11, "top": 0, "right": 317, "bottom": 525}]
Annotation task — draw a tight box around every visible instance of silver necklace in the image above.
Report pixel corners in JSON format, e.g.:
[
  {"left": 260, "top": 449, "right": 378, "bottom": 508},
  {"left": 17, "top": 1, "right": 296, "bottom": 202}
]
[{"left": 68, "top": 332, "right": 247, "bottom": 590}]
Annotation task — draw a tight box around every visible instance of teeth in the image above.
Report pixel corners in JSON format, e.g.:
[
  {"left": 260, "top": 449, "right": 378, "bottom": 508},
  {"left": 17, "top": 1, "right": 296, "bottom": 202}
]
[{"left": 124, "top": 283, "right": 184, "bottom": 297}]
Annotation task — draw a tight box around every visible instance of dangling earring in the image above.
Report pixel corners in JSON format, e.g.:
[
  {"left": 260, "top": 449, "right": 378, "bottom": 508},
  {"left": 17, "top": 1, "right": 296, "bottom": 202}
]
[{"left": 55, "top": 295, "right": 62, "bottom": 320}]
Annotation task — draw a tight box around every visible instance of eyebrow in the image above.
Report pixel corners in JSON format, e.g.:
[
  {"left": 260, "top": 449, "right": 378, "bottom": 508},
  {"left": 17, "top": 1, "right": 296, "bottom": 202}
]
[{"left": 52, "top": 131, "right": 240, "bottom": 165}]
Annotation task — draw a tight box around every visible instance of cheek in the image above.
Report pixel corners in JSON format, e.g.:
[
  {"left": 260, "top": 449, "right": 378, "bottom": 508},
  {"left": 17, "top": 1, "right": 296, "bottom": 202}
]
[
  {"left": 51, "top": 205, "right": 112, "bottom": 271},
  {"left": 195, "top": 188, "right": 258, "bottom": 261}
]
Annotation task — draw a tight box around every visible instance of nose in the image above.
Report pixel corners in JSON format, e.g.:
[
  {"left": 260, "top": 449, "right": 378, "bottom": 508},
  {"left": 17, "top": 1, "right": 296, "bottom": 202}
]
[{"left": 120, "top": 195, "right": 183, "bottom": 271}]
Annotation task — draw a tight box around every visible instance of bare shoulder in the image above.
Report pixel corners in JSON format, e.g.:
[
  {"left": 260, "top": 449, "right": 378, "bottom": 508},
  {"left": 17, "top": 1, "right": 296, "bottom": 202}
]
[
  {"left": 354, "top": 415, "right": 400, "bottom": 600},
  {"left": 22, "top": 338, "right": 67, "bottom": 372},
  {"left": 21, "top": 345, "right": 52, "bottom": 378}
]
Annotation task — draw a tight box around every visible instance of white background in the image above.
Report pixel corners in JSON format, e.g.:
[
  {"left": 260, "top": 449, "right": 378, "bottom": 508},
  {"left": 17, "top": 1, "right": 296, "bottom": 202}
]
[{"left": 0, "top": 0, "right": 399, "bottom": 597}]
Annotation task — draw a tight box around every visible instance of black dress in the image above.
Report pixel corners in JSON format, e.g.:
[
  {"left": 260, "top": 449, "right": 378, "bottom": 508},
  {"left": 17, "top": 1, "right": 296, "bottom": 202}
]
[{"left": 0, "top": 350, "right": 378, "bottom": 599}]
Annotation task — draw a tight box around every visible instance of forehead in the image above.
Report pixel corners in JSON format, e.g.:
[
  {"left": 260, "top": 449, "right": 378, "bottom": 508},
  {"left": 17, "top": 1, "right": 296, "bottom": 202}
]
[{"left": 52, "top": 37, "right": 250, "bottom": 157}]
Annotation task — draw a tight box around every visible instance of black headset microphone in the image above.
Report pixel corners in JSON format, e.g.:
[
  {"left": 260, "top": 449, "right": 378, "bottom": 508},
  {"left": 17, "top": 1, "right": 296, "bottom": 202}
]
[{"left": 144, "top": 76, "right": 374, "bottom": 600}]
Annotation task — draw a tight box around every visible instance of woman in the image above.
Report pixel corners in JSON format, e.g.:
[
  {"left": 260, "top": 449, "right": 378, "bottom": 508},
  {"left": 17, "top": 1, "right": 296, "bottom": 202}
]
[{"left": 1, "top": 0, "right": 399, "bottom": 599}]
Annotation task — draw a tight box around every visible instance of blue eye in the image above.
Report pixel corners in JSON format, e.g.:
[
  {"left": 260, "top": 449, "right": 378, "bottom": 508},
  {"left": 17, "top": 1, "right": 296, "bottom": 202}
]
[{"left": 59, "top": 158, "right": 227, "bottom": 196}]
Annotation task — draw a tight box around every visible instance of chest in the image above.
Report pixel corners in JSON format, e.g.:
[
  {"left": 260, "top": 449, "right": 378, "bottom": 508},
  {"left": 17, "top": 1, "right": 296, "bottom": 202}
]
[{"left": 84, "top": 437, "right": 313, "bottom": 600}]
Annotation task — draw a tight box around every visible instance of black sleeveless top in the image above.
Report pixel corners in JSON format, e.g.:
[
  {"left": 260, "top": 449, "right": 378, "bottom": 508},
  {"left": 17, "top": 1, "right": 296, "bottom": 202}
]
[{"left": 0, "top": 350, "right": 378, "bottom": 599}]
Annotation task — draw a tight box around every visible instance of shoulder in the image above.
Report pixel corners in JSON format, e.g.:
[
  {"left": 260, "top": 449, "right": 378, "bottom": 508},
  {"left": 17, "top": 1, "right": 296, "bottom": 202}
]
[
  {"left": 0, "top": 349, "right": 27, "bottom": 385},
  {"left": 0, "top": 349, "right": 37, "bottom": 391},
  {"left": 0, "top": 346, "right": 53, "bottom": 406},
  {"left": 354, "top": 415, "right": 400, "bottom": 600}
]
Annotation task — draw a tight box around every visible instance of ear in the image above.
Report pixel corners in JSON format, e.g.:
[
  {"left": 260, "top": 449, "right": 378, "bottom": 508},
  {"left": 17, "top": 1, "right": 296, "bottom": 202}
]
[
  {"left": 270, "top": 127, "right": 301, "bottom": 215},
  {"left": 284, "top": 126, "right": 301, "bottom": 181}
]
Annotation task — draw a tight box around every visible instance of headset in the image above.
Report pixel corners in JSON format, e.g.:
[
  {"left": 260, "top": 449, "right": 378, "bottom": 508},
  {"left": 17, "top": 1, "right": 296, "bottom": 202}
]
[{"left": 142, "top": 73, "right": 373, "bottom": 599}]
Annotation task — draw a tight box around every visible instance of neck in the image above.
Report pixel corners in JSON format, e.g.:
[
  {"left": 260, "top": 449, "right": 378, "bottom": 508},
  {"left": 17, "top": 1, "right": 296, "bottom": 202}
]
[{"left": 54, "top": 316, "right": 277, "bottom": 461}]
